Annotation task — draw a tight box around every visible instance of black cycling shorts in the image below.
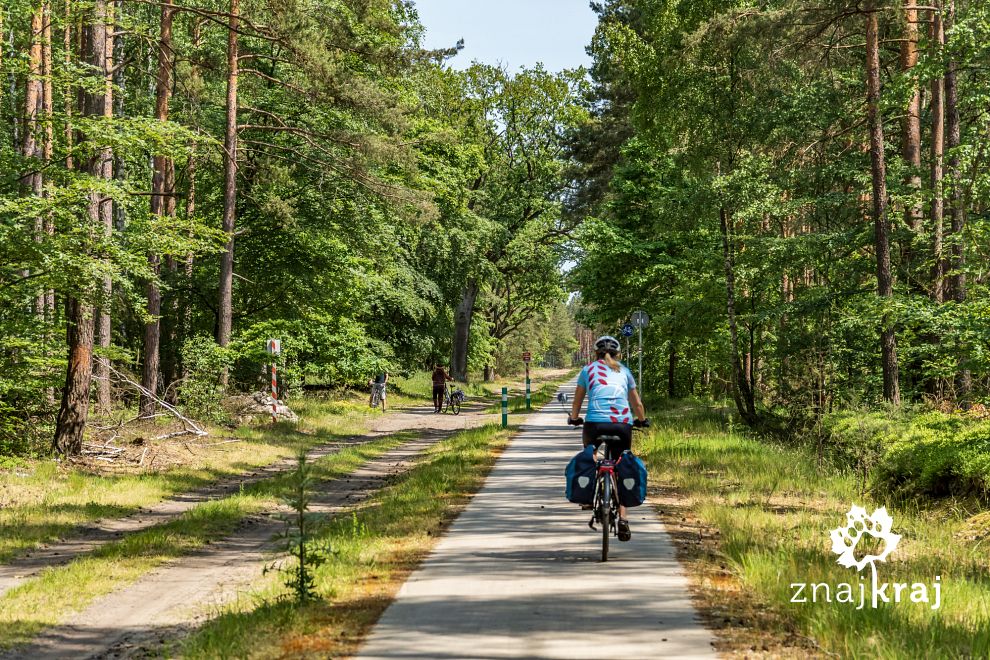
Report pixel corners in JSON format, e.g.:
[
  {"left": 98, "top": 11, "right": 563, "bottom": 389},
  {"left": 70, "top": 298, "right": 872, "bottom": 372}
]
[{"left": 582, "top": 422, "right": 632, "bottom": 460}]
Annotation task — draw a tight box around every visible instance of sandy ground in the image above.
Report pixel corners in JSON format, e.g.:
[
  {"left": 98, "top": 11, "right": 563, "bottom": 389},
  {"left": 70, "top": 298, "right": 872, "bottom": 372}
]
[
  {"left": 0, "top": 401, "right": 496, "bottom": 601},
  {"left": 2, "top": 425, "right": 461, "bottom": 659},
  {"left": 0, "top": 399, "right": 500, "bottom": 659}
]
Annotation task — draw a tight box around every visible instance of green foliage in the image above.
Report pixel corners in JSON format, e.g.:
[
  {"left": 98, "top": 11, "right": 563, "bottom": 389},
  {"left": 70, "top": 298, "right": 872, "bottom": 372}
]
[
  {"left": 267, "top": 451, "right": 331, "bottom": 603},
  {"left": 0, "top": 0, "right": 583, "bottom": 453},
  {"left": 824, "top": 410, "right": 990, "bottom": 500},
  {"left": 231, "top": 318, "right": 391, "bottom": 394},
  {"left": 179, "top": 337, "right": 233, "bottom": 424},
  {"left": 571, "top": 0, "right": 990, "bottom": 409}
]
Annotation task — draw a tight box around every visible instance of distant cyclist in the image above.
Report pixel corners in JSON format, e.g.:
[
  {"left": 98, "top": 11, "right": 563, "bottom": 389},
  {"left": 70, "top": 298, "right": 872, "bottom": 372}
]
[
  {"left": 568, "top": 335, "right": 649, "bottom": 541},
  {"left": 369, "top": 370, "right": 389, "bottom": 412},
  {"left": 431, "top": 364, "right": 453, "bottom": 413}
]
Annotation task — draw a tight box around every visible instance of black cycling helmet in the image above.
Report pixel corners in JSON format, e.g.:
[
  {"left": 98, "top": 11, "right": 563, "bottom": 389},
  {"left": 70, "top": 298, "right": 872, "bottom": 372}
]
[{"left": 594, "top": 335, "right": 620, "bottom": 355}]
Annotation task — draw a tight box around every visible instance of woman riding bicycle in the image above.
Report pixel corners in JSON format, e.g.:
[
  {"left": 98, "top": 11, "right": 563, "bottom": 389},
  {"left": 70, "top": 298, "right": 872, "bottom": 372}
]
[{"left": 568, "top": 335, "right": 648, "bottom": 542}]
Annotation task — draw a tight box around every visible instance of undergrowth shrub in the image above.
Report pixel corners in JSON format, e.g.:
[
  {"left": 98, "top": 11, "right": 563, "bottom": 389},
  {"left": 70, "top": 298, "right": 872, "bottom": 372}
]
[
  {"left": 180, "top": 336, "right": 233, "bottom": 423},
  {"left": 230, "top": 318, "right": 392, "bottom": 396},
  {"left": 824, "top": 409, "right": 990, "bottom": 500}
]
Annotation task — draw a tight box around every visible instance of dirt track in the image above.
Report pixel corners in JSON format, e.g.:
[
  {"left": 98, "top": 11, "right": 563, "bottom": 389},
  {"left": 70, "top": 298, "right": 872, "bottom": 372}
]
[
  {"left": 1, "top": 401, "right": 498, "bottom": 659},
  {"left": 0, "top": 402, "right": 496, "bottom": 601}
]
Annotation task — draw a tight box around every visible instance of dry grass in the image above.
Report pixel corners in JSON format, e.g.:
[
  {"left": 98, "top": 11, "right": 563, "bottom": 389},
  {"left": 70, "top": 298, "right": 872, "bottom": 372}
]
[
  {"left": 0, "top": 396, "right": 379, "bottom": 563},
  {"left": 640, "top": 402, "right": 990, "bottom": 659},
  {"left": 0, "top": 431, "right": 410, "bottom": 651},
  {"left": 179, "top": 423, "right": 514, "bottom": 659}
]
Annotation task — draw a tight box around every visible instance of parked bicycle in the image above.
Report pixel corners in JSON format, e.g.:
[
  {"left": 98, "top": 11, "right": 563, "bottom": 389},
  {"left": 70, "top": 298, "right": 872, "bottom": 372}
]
[{"left": 443, "top": 383, "right": 465, "bottom": 415}]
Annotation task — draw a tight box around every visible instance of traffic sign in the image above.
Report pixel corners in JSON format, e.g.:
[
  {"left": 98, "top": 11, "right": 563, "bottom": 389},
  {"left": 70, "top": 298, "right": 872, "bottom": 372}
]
[
  {"left": 630, "top": 310, "right": 650, "bottom": 328},
  {"left": 621, "top": 323, "right": 634, "bottom": 337},
  {"left": 522, "top": 351, "right": 532, "bottom": 363},
  {"left": 266, "top": 338, "right": 281, "bottom": 355}
]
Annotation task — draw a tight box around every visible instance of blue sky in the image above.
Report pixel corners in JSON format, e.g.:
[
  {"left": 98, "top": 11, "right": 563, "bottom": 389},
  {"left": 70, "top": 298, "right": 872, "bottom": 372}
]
[{"left": 414, "top": 0, "right": 598, "bottom": 72}]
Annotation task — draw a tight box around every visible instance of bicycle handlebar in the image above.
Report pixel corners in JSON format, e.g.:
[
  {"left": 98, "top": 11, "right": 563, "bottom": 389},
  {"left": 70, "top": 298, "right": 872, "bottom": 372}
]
[{"left": 566, "top": 417, "right": 650, "bottom": 429}]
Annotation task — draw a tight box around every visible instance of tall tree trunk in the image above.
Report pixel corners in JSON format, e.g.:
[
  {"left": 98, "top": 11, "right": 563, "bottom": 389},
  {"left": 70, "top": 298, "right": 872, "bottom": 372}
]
[
  {"left": 930, "top": 6, "right": 946, "bottom": 303},
  {"left": 42, "top": 0, "right": 56, "bottom": 404},
  {"left": 900, "top": 1, "right": 922, "bottom": 276},
  {"left": 179, "top": 150, "right": 197, "bottom": 388},
  {"left": 23, "top": 3, "right": 43, "bottom": 311},
  {"left": 944, "top": 0, "right": 964, "bottom": 303},
  {"left": 719, "top": 207, "right": 756, "bottom": 424},
  {"left": 54, "top": 0, "right": 112, "bottom": 454},
  {"left": 667, "top": 342, "right": 677, "bottom": 399},
  {"left": 140, "top": 0, "right": 174, "bottom": 417},
  {"left": 21, "top": 5, "right": 42, "bottom": 188},
  {"left": 451, "top": 279, "right": 478, "bottom": 381},
  {"left": 63, "top": 0, "right": 73, "bottom": 171},
  {"left": 866, "top": 6, "right": 901, "bottom": 404},
  {"left": 93, "top": 0, "right": 114, "bottom": 415},
  {"left": 942, "top": 0, "right": 970, "bottom": 395},
  {"left": 217, "top": 0, "right": 239, "bottom": 351},
  {"left": 42, "top": 0, "right": 54, "bottom": 319}
]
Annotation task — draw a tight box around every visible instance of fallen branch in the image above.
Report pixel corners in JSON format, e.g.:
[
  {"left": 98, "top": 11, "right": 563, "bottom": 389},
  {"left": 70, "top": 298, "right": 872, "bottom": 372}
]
[
  {"left": 93, "top": 359, "right": 208, "bottom": 439},
  {"left": 188, "top": 438, "right": 244, "bottom": 447}
]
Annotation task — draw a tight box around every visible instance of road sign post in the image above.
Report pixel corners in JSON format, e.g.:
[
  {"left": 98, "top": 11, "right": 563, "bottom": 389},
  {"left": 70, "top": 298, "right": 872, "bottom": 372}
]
[
  {"left": 638, "top": 325, "right": 642, "bottom": 392},
  {"left": 501, "top": 387, "right": 508, "bottom": 428},
  {"left": 630, "top": 311, "right": 649, "bottom": 392},
  {"left": 522, "top": 351, "right": 532, "bottom": 410}
]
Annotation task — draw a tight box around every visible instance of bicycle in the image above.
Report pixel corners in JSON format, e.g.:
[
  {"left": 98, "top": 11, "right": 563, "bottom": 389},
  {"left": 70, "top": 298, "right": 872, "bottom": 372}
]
[
  {"left": 567, "top": 412, "right": 645, "bottom": 562},
  {"left": 369, "top": 382, "right": 386, "bottom": 411},
  {"left": 443, "top": 384, "right": 464, "bottom": 415},
  {"left": 588, "top": 434, "right": 622, "bottom": 562}
]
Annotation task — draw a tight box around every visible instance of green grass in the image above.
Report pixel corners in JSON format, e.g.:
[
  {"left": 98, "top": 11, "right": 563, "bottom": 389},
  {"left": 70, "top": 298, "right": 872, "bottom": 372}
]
[
  {"left": 639, "top": 402, "right": 990, "bottom": 658},
  {"left": 0, "top": 396, "right": 379, "bottom": 564},
  {"left": 178, "top": 423, "right": 513, "bottom": 659},
  {"left": 0, "top": 430, "right": 411, "bottom": 651}
]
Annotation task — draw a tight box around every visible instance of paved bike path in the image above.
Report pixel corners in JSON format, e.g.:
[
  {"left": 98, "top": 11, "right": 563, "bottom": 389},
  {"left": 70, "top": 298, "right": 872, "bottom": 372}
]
[{"left": 355, "top": 381, "right": 717, "bottom": 659}]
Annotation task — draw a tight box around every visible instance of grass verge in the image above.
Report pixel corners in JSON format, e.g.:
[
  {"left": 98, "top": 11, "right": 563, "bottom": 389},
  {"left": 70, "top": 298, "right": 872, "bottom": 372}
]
[
  {"left": 178, "top": 423, "right": 513, "bottom": 659},
  {"left": 0, "top": 431, "right": 411, "bottom": 651},
  {"left": 0, "top": 397, "right": 379, "bottom": 564},
  {"left": 639, "top": 402, "right": 990, "bottom": 658}
]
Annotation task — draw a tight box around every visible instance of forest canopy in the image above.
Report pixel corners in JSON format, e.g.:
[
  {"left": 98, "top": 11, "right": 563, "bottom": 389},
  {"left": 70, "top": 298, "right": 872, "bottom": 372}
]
[
  {"left": 3, "top": 0, "right": 990, "bottom": 489},
  {"left": 0, "top": 0, "right": 580, "bottom": 454}
]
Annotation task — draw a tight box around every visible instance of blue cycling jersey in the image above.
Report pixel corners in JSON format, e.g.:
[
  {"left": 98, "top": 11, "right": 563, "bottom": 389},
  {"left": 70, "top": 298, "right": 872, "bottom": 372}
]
[{"left": 576, "top": 360, "right": 637, "bottom": 424}]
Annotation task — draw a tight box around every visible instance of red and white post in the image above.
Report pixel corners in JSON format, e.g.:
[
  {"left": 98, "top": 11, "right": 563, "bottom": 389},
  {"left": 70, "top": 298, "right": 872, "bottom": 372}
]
[
  {"left": 270, "top": 361, "right": 278, "bottom": 423},
  {"left": 266, "top": 338, "right": 282, "bottom": 423}
]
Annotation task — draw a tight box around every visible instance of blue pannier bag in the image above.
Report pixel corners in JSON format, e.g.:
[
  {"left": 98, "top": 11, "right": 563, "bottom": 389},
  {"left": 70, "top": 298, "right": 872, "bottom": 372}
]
[
  {"left": 565, "top": 444, "right": 596, "bottom": 504},
  {"left": 616, "top": 450, "right": 647, "bottom": 507}
]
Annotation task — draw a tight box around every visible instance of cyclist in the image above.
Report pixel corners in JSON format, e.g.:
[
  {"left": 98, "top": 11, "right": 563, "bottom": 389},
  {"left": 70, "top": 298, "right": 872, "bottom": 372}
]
[
  {"left": 568, "top": 335, "right": 648, "bottom": 542},
  {"left": 369, "top": 371, "right": 389, "bottom": 411},
  {"left": 431, "top": 364, "right": 453, "bottom": 413}
]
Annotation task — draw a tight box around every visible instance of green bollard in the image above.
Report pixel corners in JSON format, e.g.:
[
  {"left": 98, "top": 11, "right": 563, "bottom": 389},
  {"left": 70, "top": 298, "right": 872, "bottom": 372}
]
[{"left": 501, "top": 387, "right": 508, "bottom": 428}]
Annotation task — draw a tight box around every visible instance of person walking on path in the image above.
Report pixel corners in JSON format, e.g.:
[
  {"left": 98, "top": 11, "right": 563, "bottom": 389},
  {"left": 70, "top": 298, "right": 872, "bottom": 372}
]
[
  {"left": 432, "top": 365, "right": 453, "bottom": 413},
  {"left": 369, "top": 371, "right": 389, "bottom": 412}
]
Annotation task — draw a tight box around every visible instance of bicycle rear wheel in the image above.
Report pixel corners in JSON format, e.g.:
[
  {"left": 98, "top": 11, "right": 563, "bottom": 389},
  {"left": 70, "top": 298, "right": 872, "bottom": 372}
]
[
  {"left": 600, "top": 475, "right": 611, "bottom": 562},
  {"left": 451, "top": 396, "right": 461, "bottom": 415}
]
